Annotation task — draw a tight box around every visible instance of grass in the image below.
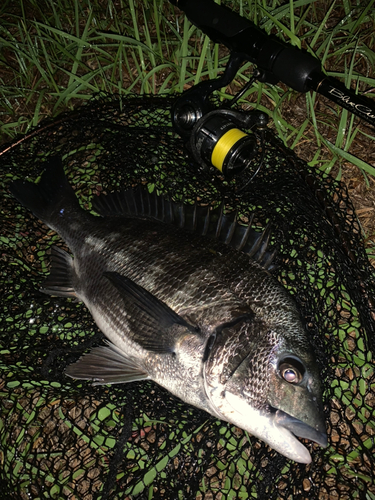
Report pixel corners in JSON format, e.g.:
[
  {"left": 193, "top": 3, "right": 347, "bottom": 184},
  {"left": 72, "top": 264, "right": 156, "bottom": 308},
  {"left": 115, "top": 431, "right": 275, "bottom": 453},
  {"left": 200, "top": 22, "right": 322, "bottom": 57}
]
[{"left": 0, "top": 1, "right": 374, "bottom": 153}]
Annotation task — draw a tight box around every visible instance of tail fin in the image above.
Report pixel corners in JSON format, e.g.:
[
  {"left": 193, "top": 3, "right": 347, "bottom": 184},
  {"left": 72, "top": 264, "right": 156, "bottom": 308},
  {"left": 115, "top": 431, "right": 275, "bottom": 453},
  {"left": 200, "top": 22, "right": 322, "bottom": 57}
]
[{"left": 9, "top": 156, "right": 81, "bottom": 228}]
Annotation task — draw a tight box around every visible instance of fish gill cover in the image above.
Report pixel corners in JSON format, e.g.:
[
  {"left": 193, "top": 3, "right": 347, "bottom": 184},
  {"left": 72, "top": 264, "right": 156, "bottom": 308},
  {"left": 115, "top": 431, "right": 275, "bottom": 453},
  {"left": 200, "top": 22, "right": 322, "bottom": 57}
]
[{"left": 0, "top": 93, "right": 374, "bottom": 499}]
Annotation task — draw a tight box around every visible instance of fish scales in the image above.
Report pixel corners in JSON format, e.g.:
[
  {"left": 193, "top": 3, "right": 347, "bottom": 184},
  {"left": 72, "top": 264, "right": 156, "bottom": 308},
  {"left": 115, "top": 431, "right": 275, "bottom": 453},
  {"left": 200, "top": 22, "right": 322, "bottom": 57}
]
[
  {"left": 72, "top": 216, "right": 260, "bottom": 321},
  {"left": 77, "top": 218, "right": 246, "bottom": 306},
  {"left": 9, "top": 157, "right": 328, "bottom": 464}
]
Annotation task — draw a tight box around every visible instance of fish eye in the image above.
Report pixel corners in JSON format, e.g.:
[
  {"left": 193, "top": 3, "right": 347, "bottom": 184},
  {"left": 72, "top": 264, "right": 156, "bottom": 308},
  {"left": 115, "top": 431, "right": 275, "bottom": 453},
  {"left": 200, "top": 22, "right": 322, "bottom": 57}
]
[{"left": 278, "top": 356, "right": 305, "bottom": 384}]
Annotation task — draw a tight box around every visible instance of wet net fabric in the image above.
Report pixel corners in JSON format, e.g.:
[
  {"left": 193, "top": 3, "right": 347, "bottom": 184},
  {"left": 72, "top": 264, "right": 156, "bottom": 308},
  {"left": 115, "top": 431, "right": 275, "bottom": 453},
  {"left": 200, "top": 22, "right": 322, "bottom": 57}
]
[{"left": 0, "top": 94, "right": 374, "bottom": 499}]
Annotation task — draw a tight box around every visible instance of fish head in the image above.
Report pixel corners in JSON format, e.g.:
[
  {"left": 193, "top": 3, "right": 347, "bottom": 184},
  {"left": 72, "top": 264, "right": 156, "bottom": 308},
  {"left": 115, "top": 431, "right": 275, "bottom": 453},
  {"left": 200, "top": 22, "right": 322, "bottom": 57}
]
[{"left": 203, "top": 318, "right": 327, "bottom": 463}]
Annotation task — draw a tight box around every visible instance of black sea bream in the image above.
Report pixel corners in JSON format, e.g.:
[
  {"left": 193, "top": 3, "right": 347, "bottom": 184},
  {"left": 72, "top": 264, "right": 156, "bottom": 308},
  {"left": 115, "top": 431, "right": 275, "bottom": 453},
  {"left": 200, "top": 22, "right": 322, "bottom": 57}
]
[{"left": 10, "top": 157, "right": 327, "bottom": 463}]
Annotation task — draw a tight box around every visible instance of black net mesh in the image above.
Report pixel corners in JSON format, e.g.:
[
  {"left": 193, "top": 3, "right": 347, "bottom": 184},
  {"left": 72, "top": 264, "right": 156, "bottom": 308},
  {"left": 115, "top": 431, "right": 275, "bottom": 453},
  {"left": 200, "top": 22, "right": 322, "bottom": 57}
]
[{"left": 0, "top": 94, "right": 374, "bottom": 499}]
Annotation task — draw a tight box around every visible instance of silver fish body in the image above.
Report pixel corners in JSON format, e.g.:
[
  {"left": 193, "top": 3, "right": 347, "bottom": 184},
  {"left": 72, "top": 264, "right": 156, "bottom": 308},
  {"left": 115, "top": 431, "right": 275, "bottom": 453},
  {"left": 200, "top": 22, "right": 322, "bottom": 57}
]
[{"left": 10, "top": 157, "right": 327, "bottom": 463}]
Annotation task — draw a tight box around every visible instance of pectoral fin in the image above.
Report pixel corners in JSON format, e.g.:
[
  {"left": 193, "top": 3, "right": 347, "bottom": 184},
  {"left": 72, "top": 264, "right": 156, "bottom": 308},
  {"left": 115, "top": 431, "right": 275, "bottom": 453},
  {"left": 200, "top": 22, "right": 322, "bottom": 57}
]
[
  {"left": 104, "top": 272, "right": 201, "bottom": 353},
  {"left": 65, "top": 341, "right": 149, "bottom": 385}
]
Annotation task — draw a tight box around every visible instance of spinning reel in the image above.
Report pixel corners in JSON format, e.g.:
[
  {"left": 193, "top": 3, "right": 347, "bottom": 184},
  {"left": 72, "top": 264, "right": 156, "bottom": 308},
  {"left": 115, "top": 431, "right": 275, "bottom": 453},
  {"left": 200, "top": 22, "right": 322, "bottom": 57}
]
[{"left": 172, "top": 53, "right": 268, "bottom": 181}]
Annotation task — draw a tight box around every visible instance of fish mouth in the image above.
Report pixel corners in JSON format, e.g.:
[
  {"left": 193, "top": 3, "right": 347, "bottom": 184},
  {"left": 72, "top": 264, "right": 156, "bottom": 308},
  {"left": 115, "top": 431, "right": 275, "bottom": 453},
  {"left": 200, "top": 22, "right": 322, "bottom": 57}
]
[{"left": 274, "top": 409, "right": 328, "bottom": 448}]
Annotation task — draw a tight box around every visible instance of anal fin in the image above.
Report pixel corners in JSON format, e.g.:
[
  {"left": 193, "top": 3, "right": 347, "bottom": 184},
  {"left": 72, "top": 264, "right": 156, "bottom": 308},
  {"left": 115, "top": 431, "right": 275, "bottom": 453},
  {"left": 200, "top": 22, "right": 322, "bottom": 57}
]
[
  {"left": 40, "top": 246, "right": 77, "bottom": 298},
  {"left": 65, "top": 340, "right": 149, "bottom": 386}
]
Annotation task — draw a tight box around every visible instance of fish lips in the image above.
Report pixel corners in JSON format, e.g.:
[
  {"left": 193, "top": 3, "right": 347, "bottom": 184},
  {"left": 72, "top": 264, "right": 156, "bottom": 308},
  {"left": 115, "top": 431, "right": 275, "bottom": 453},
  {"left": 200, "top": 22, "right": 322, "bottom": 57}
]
[{"left": 274, "top": 408, "right": 328, "bottom": 448}]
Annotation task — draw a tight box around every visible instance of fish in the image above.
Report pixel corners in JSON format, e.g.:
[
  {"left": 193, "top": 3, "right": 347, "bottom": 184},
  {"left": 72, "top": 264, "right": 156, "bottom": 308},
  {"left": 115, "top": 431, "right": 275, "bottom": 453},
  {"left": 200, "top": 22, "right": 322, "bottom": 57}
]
[{"left": 9, "top": 156, "right": 327, "bottom": 464}]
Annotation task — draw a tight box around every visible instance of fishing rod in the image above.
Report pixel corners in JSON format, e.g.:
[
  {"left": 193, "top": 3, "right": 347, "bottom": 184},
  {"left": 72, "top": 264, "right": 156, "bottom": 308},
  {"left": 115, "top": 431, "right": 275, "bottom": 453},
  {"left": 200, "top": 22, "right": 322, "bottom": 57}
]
[{"left": 170, "top": 0, "right": 375, "bottom": 127}]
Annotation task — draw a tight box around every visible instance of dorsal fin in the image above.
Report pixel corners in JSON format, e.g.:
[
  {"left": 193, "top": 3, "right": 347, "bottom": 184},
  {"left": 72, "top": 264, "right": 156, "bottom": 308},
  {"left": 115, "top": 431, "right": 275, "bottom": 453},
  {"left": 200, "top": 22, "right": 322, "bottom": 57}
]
[{"left": 92, "top": 186, "right": 277, "bottom": 270}]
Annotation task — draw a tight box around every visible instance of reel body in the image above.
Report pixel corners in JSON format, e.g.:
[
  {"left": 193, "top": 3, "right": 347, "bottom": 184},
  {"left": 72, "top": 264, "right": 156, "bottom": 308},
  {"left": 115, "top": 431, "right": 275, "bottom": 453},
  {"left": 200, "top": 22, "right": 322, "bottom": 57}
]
[{"left": 171, "top": 52, "right": 268, "bottom": 180}]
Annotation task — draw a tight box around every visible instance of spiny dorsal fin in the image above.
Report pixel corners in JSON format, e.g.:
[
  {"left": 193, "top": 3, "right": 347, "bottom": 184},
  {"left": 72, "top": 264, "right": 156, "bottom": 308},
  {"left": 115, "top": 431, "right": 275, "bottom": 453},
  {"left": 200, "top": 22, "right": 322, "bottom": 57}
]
[{"left": 92, "top": 186, "right": 276, "bottom": 270}]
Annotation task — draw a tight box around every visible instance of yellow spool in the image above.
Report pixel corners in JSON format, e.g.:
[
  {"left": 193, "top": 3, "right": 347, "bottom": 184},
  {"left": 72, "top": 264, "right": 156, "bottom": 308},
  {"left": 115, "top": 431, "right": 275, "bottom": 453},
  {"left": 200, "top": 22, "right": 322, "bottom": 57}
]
[{"left": 211, "top": 128, "right": 248, "bottom": 172}]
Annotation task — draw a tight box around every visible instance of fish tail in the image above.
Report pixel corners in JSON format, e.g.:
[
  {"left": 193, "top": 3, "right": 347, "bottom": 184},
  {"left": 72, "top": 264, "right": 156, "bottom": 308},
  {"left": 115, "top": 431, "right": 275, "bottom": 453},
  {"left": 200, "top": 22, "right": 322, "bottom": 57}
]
[{"left": 9, "top": 156, "right": 82, "bottom": 227}]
